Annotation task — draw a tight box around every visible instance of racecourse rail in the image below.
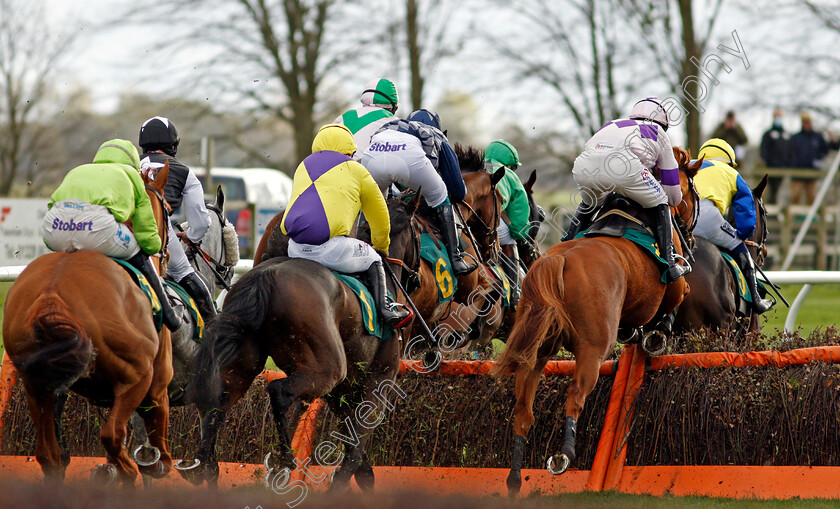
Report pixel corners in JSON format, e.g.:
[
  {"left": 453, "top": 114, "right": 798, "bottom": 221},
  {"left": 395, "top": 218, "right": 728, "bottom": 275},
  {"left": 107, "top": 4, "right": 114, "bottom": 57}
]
[{"left": 3, "top": 262, "right": 840, "bottom": 498}]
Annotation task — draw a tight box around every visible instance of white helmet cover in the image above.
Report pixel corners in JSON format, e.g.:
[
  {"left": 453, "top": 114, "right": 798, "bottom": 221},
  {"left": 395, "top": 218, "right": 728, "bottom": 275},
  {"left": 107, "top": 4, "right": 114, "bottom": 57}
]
[{"left": 630, "top": 97, "right": 669, "bottom": 131}]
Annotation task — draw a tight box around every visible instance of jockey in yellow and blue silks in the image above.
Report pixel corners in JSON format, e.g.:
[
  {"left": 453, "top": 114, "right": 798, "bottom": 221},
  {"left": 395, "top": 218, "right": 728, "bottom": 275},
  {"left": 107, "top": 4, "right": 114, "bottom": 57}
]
[
  {"left": 692, "top": 138, "right": 773, "bottom": 314},
  {"left": 281, "top": 123, "right": 411, "bottom": 328},
  {"left": 484, "top": 140, "right": 531, "bottom": 307},
  {"left": 361, "top": 108, "right": 477, "bottom": 276},
  {"left": 42, "top": 139, "right": 181, "bottom": 331}
]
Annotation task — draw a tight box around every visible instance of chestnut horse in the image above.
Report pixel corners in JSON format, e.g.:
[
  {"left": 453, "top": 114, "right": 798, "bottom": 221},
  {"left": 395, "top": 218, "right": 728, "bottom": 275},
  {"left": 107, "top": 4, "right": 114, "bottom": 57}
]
[
  {"left": 2, "top": 163, "right": 174, "bottom": 485},
  {"left": 673, "top": 175, "right": 769, "bottom": 335},
  {"left": 493, "top": 148, "right": 701, "bottom": 495}
]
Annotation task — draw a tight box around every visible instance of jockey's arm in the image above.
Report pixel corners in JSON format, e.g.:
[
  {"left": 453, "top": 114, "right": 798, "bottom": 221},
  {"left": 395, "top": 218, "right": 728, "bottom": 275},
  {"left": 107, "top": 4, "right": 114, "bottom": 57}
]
[
  {"left": 357, "top": 163, "right": 391, "bottom": 253},
  {"left": 181, "top": 171, "right": 212, "bottom": 243},
  {"left": 126, "top": 168, "right": 163, "bottom": 255},
  {"left": 655, "top": 130, "right": 682, "bottom": 207},
  {"left": 731, "top": 174, "right": 757, "bottom": 240},
  {"left": 438, "top": 140, "right": 467, "bottom": 202},
  {"left": 503, "top": 173, "right": 532, "bottom": 241}
]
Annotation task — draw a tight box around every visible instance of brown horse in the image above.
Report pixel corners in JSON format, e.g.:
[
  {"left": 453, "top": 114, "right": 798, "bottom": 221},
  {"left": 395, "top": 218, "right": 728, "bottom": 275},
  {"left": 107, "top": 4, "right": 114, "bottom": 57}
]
[
  {"left": 493, "top": 147, "right": 701, "bottom": 495},
  {"left": 2, "top": 164, "right": 174, "bottom": 485},
  {"left": 673, "top": 175, "right": 769, "bottom": 335},
  {"left": 177, "top": 197, "right": 421, "bottom": 490}
]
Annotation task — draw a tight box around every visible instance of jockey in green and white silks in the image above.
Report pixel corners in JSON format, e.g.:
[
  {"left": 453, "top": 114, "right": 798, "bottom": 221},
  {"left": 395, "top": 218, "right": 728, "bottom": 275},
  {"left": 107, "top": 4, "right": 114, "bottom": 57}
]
[
  {"left": 692, "top": 138, "right": 773, "bottom": 314},
  {"left": 334, "top": 78, "right": 399, "bottom": 158},
  {"left": 281, "top": 123, "right": 411, "bottom": 328},
  {"left": 484, "top": 140, "right": 531, "bottom": 307},
  {"left": 564, "top": 97, "right": 689, "bottom": 283},
  {"left": 42, "top": 139, "right": 181, "bottom": 331}
]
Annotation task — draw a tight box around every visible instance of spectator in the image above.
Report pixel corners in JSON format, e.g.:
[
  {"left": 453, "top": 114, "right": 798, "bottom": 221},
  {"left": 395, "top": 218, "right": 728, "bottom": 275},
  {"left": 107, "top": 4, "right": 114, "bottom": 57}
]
[
  {"left": 759, "top": 108, "right": 791, "bottom": 203},
  {"left": 712, "top": 110, "right": 749, "bottom": 161},
  {"left": 790, "top": 112, "right": 829, "bottom": 205}
]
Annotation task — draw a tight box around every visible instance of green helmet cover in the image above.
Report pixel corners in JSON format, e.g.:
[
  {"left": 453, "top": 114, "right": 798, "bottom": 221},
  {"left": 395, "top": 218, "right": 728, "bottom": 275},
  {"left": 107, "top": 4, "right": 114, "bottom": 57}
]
[
  {"left": 361, "top": 78, "right": 399, "bottom": 109},
  {"left": 484, "top": 140, "right": 520, "bottom": 168}
]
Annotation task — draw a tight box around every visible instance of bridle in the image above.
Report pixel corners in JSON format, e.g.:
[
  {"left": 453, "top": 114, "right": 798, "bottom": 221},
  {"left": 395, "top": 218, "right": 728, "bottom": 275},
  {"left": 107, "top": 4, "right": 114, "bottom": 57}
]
[
  {"left": 145, "top": 183, "right": 169, "bottom": 270},
  {"left": 459, "top": 175, "right": 501, "bottom": 262},
  {"left": 673, "top": 172, "right": 700, "bottom": 253},
  {"left": 384, "top": 209, "right": 422, "bottom": 294},
  {"left": 184, "top": 203, "right": 235, "bottom": 290}
]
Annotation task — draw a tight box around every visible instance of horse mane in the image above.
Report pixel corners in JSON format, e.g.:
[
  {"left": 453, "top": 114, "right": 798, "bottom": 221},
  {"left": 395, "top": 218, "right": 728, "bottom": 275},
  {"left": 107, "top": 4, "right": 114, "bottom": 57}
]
[
  {"left": 673, "top": 146, "right": 702, "bottom": 178},
  {"left": 455, "top": 143, "right": 485, "bottom": 173}
]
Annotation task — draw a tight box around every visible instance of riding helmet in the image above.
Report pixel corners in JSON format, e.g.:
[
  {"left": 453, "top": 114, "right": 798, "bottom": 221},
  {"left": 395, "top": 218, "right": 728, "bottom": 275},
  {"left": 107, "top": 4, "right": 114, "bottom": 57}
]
[
  {"left": 484, "top": 140, "right": 520, "bottom": 169},
  {"left": 630, "top": 97, "right": 669, "bottom": 131},
  {"left": 360, "top": 78, "right": 399, "bottom": 113},
  {"left": 698, "top": 138, "right": 738, "bottom": 168},
  {"left": 407, "top": 109, "right": 442, "bottom": 130},
  {"left": 139, "top": 116, "right": 180, "bottom": 156}
]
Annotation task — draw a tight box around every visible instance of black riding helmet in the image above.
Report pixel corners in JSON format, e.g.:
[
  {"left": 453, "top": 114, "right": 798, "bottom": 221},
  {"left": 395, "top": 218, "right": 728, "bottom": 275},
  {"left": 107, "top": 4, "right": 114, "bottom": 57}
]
[{"left": 139, "top": 116, "right": 180, "bottom": 156}]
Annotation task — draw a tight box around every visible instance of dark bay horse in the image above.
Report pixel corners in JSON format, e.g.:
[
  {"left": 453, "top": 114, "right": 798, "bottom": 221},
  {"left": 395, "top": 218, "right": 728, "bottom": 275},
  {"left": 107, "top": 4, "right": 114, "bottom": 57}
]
[
  {"left": 493, "top": 147, "right": 701, "bottom": 495},
  {"left": 176, "top": 198, "right": 421, "bottom": 490},
  {"left": 673, "top": 175, "right": 769, "bottom": 335},
  {"left": 2, "top": 163, "right": 174, "bottom": 485}
]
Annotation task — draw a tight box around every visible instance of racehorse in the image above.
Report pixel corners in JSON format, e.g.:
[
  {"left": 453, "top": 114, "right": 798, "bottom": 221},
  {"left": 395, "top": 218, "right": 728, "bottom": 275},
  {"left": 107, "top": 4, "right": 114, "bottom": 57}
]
[
  {"left": 2, "top": 163, "right": 174, "bottom": 485},
  {"left": 673, "top": 175, "right": 769, "bottom": 335},
  {"left": 175, "top": 197, "right": 421, "bottom": 490},
  {"left": 493, "top": 147, "right": 701, "bottom": 495}
]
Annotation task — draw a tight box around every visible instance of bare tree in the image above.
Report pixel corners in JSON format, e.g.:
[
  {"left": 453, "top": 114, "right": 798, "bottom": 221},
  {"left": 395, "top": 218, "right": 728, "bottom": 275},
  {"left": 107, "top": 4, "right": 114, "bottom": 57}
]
[
  {"left": 0, "top": 0, "right": 75, "bottom": 196},
  {"left": 486, "top": 0, "right": 638, "bottom": 140},
  {"left": 620, "top": 0, "right": 725, "bottom": 152}
]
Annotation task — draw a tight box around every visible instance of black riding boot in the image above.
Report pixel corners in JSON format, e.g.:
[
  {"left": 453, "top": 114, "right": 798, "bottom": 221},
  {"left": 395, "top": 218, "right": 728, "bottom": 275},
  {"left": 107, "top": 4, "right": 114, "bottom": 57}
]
[
  {"left": 435, "top": 203, "right": 478, "bottom": 276},
  {"left": 501, "top": 244, "right": 521, "bottom": 308},
  {"left": 654, "top": 204, "right": 690, "bottom": 282},
  {"left": 365, "top": 261, "right": 412, "bottom": 328},
  {"left": 126, "top": 251, "right": 182, "bottom": 331},
  {"left": 178, "top": 273, "right": 218, "bottom": 319},
  {"left": 733, "top": 250, "right": 774, "bottom": 314},
  {"left": 561, "top": 204, "right": 597, "bottom": 241}
]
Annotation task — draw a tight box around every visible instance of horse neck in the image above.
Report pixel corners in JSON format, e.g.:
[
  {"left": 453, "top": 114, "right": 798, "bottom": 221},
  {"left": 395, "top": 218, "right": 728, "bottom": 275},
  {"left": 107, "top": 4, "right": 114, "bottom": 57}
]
[{"left": 192, "top": 210, "right": 225, "bottom": 293}]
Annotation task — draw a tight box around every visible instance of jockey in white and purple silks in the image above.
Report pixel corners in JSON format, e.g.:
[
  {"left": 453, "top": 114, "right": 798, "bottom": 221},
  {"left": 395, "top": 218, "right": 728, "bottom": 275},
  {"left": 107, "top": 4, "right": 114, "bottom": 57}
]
[{"left": 563, "top": 97, "right": 690, "bottom": 282}]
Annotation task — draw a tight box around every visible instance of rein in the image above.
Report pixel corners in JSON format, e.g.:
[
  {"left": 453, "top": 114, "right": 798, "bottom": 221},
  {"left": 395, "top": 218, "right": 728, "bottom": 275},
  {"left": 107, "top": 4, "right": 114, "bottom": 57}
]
[
  {"left": 385, "top": 212, "right": 422, "bottom": 293},
  {"left": 145, "top": 184, "right": 169, "bottom": 265},
  {"left": 179, "top": 203, "right": 234, "bottom": 290}
]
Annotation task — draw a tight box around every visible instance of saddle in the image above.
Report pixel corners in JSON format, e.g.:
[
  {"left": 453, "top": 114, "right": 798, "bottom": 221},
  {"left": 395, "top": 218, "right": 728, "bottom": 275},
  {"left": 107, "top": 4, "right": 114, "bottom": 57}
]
[{"left": 583, "top": 194, "right": 657, "bottom": 239}]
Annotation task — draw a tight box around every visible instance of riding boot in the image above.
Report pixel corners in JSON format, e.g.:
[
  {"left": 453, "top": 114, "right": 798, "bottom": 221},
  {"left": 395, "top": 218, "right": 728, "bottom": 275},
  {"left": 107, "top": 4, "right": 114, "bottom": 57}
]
[
  {"left": 126, "top": 251, "right": 182, "bottom": 331},
  {"left": 501, "top": 244, "right": 521, "bottom": 308},
  {"left": 435, "top": 203, "right": 478, "bottom": 276},
  {"left": 178, "top": 272, "right": 218, "bottom": 319},
  {"left": 733, "top": 250, "right": 774, "bottom": 314},
  {"left": 365, "top": 261, "right": 412, "bottom": 329},
  {"left": 561, "top": 204, "right": 597, "bottom": 241},
  {"left": 654, "top": 204, "right": 690, "bottom": 282}
]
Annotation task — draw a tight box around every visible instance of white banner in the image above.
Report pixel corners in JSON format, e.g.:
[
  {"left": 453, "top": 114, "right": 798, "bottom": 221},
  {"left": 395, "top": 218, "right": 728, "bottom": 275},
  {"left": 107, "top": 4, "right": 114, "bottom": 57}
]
[{"left": 0, "top": 198, "right": 50, "bottom": 265}]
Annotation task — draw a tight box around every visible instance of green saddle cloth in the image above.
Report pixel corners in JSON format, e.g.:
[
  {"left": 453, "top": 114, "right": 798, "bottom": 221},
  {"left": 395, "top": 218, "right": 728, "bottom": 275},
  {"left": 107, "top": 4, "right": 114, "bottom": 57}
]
[
  {"left": 419, "top": 232, "right": 457, "bottom": 303},
  {"left": 165, "top": 280, "right": 205, "bottom": 342},
  {"left": 109, "top": 258, "right": 163, "bottom": 332},
  {"left": 332, "top": 272, "right": 394, "bottom": 341},
  {"left": 576, "top": 228, "right": 671, "bottom": 283}
]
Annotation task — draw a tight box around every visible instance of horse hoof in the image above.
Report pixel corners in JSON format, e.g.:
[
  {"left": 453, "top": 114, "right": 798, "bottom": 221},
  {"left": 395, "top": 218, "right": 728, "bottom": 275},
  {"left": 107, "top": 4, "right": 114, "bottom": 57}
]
[
  {"left": 506, "top": 471, "right": 522, "bottom": 496},
  {"left": 641, "top": 330, "right": 667, "bottom": 356},
  {"left": 422, "top": 350, "right": 441, "bottom": 371},
  {"left": 174, "top": 458, "right": 201, "bottom": 471},
  {"left": 133, "top": 444, "right": 161, "bottom": 467},
  {"left": 617, "top": 327, "right": 641, "bottom": 345},
  {"left": 546, "top": 454, "right": 570, "bottom": 475},
  {"left": 91, "top": 463, "right": 118, "bottom": 485},
  {"left": 264, "top": 467, "right": 291, "bottom": 492}
]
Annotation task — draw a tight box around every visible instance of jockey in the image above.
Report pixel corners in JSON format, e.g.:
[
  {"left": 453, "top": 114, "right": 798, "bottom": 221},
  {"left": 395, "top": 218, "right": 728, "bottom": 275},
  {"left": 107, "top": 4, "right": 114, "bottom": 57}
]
[
  {"left": 483, "top": 140, "right": 531, "bottom": 307},
  {"left": 281, "top": 123, "right": 411, "bottom": 328},
  {"left": 41, "top": 139, "right": 182, "bottom": 331},
  {"left": 693, "top": 138, "right": 774, "bottom": 314},
  {"left": 563, "top": 97, "right": 690, "bottom": 283},
  {"left": 361, "top": 108, "right": 477, "bottom": 276},
  {"left": 334, "top": 78, "right": 399, "bottom": 157},
  {"left": 139, "top": 116, "right": 217, "bottom": 320}
]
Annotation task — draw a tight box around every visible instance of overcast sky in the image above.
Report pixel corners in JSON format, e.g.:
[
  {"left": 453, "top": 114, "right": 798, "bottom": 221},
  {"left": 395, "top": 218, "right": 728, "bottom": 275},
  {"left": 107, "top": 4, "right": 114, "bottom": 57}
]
[{"left": 47, "top": 0, "right": 840, "bottom": 148}]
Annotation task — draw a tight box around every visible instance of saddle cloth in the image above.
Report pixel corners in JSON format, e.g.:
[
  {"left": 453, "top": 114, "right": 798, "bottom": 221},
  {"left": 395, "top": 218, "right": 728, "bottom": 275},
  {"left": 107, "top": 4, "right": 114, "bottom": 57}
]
[{"left": 331, "top": 272, "right": 394, "bottom": 341}]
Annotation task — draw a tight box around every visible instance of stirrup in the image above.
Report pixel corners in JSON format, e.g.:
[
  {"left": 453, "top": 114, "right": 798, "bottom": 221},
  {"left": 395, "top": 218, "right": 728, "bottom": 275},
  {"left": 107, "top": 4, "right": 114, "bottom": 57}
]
[{"left": 672, "top": 252, "right": 692, "bottom": 274}]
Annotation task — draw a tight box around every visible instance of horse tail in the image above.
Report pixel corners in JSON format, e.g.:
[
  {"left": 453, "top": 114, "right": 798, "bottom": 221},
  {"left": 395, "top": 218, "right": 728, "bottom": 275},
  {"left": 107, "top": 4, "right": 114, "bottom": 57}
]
[
  {"left": 187, "top": 266, "right": 277, "bottom": 407},
  {"left": 15, "top": 292, "right": 92, "bottom": 393},
  {"left": 493, "top": 255, "right": 573, "bottom": 376}
]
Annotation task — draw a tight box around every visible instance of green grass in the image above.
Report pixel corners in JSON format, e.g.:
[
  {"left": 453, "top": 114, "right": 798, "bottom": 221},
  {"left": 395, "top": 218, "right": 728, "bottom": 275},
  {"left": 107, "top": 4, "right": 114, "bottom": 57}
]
[{"left": 761, "top": 283, "right": 840, "bottom": 335}]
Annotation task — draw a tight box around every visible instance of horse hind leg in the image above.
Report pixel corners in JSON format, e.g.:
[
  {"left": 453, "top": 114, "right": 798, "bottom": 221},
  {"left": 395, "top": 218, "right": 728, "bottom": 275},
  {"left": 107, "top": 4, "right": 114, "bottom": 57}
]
[
  {"left": 507, "top": 356, "right": 549, "bottom": 496},
  {"left": 97, "top": 380, "right": 152, "bottom": 486},
  {"left": 23, "top": 385, "right": 64, "bottom": 483}
]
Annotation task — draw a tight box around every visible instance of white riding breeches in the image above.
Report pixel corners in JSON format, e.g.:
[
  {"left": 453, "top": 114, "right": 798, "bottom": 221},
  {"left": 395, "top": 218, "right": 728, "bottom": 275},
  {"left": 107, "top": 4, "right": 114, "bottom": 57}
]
[
  {"left": 42, "top": 199, "right": 141, "bottom": 259},
  {"left": 572, "top": 149, "right": 668, "bottom": 208},
  {"left": 166, "top": 220, "right": 194, "bottom": 282},
  {"left": 693, "top": 199, "right": 741, "bottom": 251},
  {"left": 361, "top": 130, "right": 448, "bottom": 208},
  {"left": 288, "top": 235, "right": 381, "bottom": 273},
  {"left": 497, "top": 221, "right": 515, "bottom": 246}
]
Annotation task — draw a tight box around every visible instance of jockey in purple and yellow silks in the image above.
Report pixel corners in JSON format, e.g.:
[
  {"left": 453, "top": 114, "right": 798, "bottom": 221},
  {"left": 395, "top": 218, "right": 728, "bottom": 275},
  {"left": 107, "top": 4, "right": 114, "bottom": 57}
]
[
  {"left": 692, "top": 138, "right": 773, "bottom": 314},
  {"left": 281, "top": 123, "right": 411, "bottom": 328}
]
